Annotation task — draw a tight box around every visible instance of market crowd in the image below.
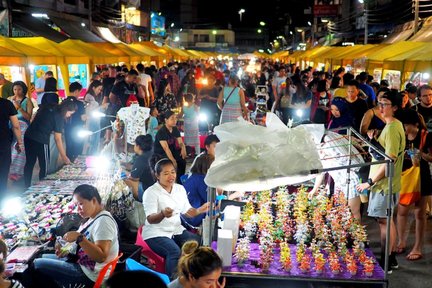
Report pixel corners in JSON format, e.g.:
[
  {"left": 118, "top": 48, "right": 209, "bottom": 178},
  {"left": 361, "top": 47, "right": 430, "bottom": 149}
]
[{"left": 1, "top": 58, "right": 432, "bottom": 287}]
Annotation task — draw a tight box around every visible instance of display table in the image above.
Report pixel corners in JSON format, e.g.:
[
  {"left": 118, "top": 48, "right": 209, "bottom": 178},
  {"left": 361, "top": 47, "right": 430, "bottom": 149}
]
[{"left": 214, "top": 242, "right": 387, "bottom": 288}]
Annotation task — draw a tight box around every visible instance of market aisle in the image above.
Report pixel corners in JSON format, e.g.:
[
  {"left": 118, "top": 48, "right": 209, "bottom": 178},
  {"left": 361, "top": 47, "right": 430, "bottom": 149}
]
[{"left": 363, "top": 211, "right": 432, "bottom": 288}]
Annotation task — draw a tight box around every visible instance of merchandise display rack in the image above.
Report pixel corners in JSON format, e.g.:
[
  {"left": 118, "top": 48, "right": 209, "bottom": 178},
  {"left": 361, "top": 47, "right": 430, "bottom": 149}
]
[{"left": 205, "top": 127, "right": 393, "bottom": 288}]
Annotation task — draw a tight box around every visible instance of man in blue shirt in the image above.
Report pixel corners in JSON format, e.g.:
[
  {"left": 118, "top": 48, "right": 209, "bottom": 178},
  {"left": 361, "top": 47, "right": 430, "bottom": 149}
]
[
  {"left": 358, "top": 72, "right": 376, "bottom": 108},
  {"left": 35, "top": 71, "right": 53, "bottom": 105}
]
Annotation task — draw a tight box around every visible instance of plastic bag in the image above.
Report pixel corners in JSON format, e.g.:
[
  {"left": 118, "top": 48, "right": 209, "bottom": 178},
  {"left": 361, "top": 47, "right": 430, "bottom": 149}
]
[{"left": 205, "top": 113, "right": 323, "bottom": 191}]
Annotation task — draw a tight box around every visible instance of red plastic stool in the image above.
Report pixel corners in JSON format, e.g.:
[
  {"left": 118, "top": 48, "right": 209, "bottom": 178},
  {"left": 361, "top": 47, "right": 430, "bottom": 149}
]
[{"left": 135, "top": 225, "right": 166, "bottom": 273}]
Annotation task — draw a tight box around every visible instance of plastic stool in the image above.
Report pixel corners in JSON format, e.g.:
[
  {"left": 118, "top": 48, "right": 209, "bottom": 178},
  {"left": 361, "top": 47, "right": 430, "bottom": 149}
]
[{"left": 135, "top": 225, "right": 166, "bottom": 273}]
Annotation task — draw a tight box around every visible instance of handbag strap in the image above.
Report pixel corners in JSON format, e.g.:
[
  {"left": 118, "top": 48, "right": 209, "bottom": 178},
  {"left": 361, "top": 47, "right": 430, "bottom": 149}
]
[
  {"left": 420, "top": 129, "right": 428, "bottom": 150},
  {"left": 224, "top": 87, "right": 237, "bottom": 103}
]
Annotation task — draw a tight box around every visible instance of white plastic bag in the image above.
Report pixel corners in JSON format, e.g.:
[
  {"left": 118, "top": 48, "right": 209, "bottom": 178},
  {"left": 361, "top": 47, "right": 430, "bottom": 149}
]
[{"left": 205, "top": 113, "right": 323, "bottom": 191}]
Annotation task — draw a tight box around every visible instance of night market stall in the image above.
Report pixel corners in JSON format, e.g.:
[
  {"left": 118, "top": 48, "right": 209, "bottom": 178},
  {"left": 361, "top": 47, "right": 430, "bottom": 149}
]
[{"left": 203, "top": 113, "right": 392, "bottom": 288}]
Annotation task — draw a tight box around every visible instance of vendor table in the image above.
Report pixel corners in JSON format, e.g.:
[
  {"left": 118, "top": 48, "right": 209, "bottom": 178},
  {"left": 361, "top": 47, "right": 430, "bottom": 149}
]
[{"left": 214, "top": 243, "right": 387, "bottom": 288}]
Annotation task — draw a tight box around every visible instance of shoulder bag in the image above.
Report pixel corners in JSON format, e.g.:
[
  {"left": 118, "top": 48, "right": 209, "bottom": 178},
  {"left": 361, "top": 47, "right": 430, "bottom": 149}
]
[
  {"left": 400, "top": 130, "right": 428, "bottom": 206},
  {"left": 221, "top": 87, "right": 236, "bottom": 109}
]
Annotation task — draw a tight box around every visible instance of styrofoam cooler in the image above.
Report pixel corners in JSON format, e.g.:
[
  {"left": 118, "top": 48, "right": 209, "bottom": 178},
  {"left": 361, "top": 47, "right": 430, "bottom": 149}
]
[
  {"left": 217, "top": 229, "right": 233, "bottom": 267},
  {"left": 222, "top": 205, "right": 241, "bottom": 252}
]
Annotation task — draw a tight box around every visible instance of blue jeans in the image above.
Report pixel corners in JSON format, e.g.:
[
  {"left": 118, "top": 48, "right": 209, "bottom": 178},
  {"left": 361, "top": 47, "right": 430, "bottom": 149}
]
[
  {"left": 32, "top": 254, "right": 94, "bottom": 287},
  {"left": 145, "top": 230, "right": 201, "bottom": 279}
]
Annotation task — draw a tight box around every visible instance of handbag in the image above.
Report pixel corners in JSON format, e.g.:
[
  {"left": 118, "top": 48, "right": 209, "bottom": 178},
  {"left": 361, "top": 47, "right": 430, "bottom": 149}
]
[
  {"left": 400, "top": 165, "right": 421, "bottom": 206},
  {"left": 399, "top": 130, "right": 428, "bottom": 206},
  {"left": 220, "top": 87, "right": 236, "bottom": 109}
]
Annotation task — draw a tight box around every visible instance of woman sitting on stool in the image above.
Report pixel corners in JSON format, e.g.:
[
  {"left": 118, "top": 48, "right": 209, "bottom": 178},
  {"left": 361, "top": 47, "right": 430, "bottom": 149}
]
[
  {"left": 27, "top": 184, "right": 119, "bottom": 288},
  {"left": 141, "top": 158, "right": 210, "bottom": 279}
]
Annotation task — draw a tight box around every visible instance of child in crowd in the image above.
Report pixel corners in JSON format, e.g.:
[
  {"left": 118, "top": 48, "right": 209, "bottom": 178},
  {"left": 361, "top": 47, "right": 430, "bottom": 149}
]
[{"left": 180, "top": 93, "right": 200, "bottom": 156}]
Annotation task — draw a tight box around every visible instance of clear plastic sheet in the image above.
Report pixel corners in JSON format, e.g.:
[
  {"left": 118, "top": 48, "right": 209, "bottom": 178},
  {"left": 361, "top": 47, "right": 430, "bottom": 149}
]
[{"left": 205, "top": 113, "right": 323, "bottom": 191}]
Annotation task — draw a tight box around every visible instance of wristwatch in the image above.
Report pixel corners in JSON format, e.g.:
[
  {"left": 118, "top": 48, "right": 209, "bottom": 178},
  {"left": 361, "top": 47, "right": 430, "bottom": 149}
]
[
  {"left": 367, "top": 178, "right": 375, "bottom": 187},
  {"left": 76, "top": 234, "right": 84, "bottom": 245}
]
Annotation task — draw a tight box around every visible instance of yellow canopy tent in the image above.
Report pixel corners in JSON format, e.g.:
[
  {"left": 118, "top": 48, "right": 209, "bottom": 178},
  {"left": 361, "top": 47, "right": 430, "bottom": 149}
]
[
  {"left": 13, "top": 37, "right": 90, "bottom": 64},
  {"left": 91, "top": 42, "right": 154, "bottom": 64},
  {"left": 327, "top": 45, "right": 382, "bottom": 71},
  {"left": 0, "top": 47, "right": 27, "bottom": 66},
  {"left": 365, "top": 41, "right": 427, "bottom": 74},
  {"left": 0, "top": 36, "right": 58, "bottom": 91},
  {"left": 128, "top": 42, "right": 166, "bottom": 66},
  {"left": 0, "top": 36, "right": 57, "bottom": 65},
  {"left": 13, "top": 37, "right": 94, "bottom": 95},
  {"left": 59, "top": 39, "right": 119, "bottom": 65},
  {"left": 382, "top": 42, "right": 432, "bottom": 72},
  {"left": 299, "top": 46, "right": 332, "bottom": 68},
  {"left": 272, "top": 50, "right": 289, "bottom": 62},
  {"left": 141, "top": 42, "right": 170, "bottom": 59},
  {"left": 112, "top": 42, "right": 153, "bottom": 63},
  {"left": 162, "top": 45, "right": 190, "bottom": 61},
  {"left": 186, "top": 49, "right": 206, "bottom": 59},
  {"left": 383, "top": 43, "right": 432, "bottom": 86},
  {"left": 339, "top": 44, "right": 383, "bottom": 67},
  {"left": 90, "top": 42, "right": 133, "bottom": 64}
]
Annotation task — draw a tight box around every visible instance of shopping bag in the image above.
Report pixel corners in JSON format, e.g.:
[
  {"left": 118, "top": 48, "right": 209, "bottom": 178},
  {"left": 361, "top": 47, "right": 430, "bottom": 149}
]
[{"left": 400, "top": 165, "right": 421, "bottom": 206}]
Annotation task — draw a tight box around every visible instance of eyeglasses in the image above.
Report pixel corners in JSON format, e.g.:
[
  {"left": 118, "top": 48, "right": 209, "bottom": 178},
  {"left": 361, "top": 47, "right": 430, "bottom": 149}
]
[{"left": 377, "top": 102, "right": 392, "bottom": 108}]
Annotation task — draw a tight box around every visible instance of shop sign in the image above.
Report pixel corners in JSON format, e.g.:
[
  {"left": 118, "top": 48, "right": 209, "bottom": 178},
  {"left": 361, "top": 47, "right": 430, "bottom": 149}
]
[{"left": 313, "top": 5, "right": 339, "bottom": 16}]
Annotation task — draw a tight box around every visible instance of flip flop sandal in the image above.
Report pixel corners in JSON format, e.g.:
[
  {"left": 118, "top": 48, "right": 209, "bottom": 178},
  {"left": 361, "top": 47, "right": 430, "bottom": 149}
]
[
  {"left": 395, "top": 245, "right": 406, "bottom": 254},
  {"left": 406, "top": 252, "right": 422, "bottom": 261}
]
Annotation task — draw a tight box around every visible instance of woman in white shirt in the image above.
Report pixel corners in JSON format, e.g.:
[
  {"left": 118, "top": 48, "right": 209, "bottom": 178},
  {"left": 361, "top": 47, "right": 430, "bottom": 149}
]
[
  {"left": 142, "top": 158, "right": 210, "bottom": 279},
  {"left": 31, "top": 184, "right": 119, "bottom": 287}
]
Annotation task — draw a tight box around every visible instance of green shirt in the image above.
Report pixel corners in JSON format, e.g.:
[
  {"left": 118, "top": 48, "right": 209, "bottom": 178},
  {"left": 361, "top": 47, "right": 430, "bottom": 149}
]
[{"left": 370, "top": 120, "right": 406, "bottom": 194}]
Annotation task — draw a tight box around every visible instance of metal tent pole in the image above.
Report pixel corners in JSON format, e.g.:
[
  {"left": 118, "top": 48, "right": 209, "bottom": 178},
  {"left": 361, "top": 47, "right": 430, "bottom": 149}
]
[
  {"left": 384, "top": 161, "right": 394, "bottom": 279},
  {"left": 206, "top": 187, "right": 216, "bottom": 247}
]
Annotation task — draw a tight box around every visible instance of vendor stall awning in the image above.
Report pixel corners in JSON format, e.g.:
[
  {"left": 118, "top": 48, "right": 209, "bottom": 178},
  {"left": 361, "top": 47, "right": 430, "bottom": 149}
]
[
  {"left": 12, "top": 11, "right": 68, "bottom": 43},
  {"left": 50, "top": 16, "right": 104, "bottom": 43}
]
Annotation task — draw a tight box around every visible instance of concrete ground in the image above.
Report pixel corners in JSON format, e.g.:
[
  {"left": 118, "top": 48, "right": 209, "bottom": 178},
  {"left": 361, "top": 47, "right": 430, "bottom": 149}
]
[{"left": 364, "top": 209, "right": 432, "bottom": 288}]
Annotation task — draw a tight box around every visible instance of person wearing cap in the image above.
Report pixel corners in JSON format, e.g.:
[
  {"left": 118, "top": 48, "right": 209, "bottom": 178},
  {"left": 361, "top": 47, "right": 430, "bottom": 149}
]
[{"left": 64, "top": 82, "right": 85, "bottom": 162}]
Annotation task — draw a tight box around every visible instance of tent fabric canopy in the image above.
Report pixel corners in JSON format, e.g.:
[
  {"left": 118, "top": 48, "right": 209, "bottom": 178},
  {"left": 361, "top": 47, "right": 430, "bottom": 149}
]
[
  {"left": 59, "top": 39, "right": 118, "bottom": 64},
  {"left": 0, "top": 36, "right": 57, "bottom": 65},
  {"left": 13, "top": 37, "right": 90, "bottom": 64}
]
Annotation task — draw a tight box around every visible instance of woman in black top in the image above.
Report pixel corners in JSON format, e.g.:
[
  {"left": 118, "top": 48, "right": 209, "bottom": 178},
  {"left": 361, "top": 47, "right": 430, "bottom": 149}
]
[
  {"left": 41, "top": 77, "right": 59, "bottom": 105},
  {"left": 153, "top": 110, "right": 187, "bottom": 183},
  {"left": 23, "top": 100, "right": 77, "bottom": 188}
]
